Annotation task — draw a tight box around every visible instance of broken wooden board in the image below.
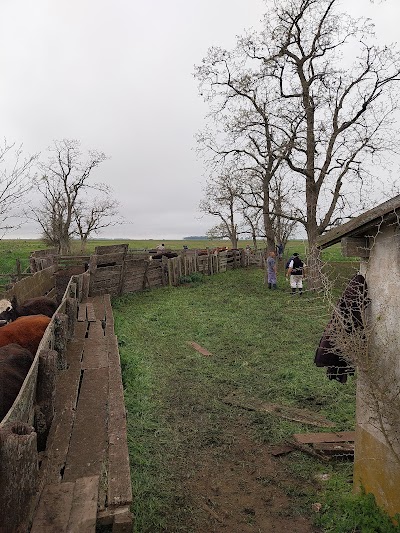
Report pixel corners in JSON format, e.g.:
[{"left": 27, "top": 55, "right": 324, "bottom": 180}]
[
  {"left": 269, "top": 444, "right": 294, "bottom": 457},
  {"left": 223, "top": 391, "right": 335, "bottom": 427},
  {"left": 187, "top": 341, "right": 213, "bottom": 357},
  {"left": 293, "top": 431, "right": 355, "bottom": 444},
  {"left": 313, "top": 442, "right": 354, "bottom": 457},
  {"left": 291, "top": 431, "right": 355, "bottom": 460}
]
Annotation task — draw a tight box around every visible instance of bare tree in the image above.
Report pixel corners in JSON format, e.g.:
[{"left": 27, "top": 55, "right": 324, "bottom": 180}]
[
  {"left": 196, "top": 0, "right": 400, "bottom": 286},
  {"left": 240, "top": 204, "right": 263, "bottom": 250},
  {"left": 249, "top": 0, "right": 400, "bottom": 284},
  {"left": 200, "top": 172, "right": 242, "bottom": 248},
  {"left": 74, "top": 193, "right": 121, "bottom": 252},
  {"left": 0, "top": 140, "right": 38, "bottom": 236},
  {"left": 34, "top": 139, "right": 109, "bottom": 253},
  {"left": 195, "top": 47, "right": 297, "bottom": 252}
]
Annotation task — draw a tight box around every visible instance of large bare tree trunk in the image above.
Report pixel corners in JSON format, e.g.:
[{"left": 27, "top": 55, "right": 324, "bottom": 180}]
[{"left": 263, "top": 187, "right": 275, "bottom": 252}]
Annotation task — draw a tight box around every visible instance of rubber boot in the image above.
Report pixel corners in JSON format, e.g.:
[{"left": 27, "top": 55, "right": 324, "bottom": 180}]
[
  {"left": 272, "top": 284, "right": 277, "bottom": 290},
  {"left": 291, "top": 288, "right": 296, "bottom": 295},
  {"left": 268, "top": 283, "right": 272, "bottom": 289}
]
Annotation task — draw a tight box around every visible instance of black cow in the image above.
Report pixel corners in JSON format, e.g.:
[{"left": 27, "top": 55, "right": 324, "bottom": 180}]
[
  {"left": 151, "top": 252, "right": 178, "bottom": 260},
  {"left": 314, "top": 274, "right": 369, "bottom": 383},
  {"left": 0, "top": 296, "right": 57, "bottom": 324},
  {"left": 0, "top": 344, "right": 34, "bottom": 420}
]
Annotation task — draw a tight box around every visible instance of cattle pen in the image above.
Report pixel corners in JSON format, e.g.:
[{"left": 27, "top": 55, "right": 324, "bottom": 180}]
[{"left": 0, "top": 243, "right": 263, "bottom": 532}]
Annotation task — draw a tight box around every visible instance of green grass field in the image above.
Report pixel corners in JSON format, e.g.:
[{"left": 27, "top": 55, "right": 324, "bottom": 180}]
[
  {"left": 112, "top": 267, "right": 398, "bottom": 533},
  {"left": 0, "top": 238, "right": 395, "bottom": 531}
]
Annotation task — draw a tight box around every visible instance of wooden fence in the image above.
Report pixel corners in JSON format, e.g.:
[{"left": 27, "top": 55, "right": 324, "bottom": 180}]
[
  {"left": 30, "top": 247, "right": 263, "bottom": 294},
  {"left": 0, "top": 270, "right": 90, "bottom": 531},
  {"left": 87, "top": 246, "right": 263, "bottom": 296}
]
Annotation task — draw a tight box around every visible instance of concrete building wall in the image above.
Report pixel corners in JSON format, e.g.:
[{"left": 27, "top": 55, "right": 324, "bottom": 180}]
[{"left": 354, "top": 223, "right": 400, "bottom": 515}]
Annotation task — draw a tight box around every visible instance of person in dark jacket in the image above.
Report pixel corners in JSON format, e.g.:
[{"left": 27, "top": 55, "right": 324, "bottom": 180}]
[{"left": 286, "top": 252, "right": 305, "bottom": 295}]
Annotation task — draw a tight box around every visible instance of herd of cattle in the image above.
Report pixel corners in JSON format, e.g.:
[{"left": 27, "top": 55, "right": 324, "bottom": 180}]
[
  {"left": 149, "top": 247, "right": 230, "bottom": 260},
  {"left": 0, "top": 296, "right": 57, "bottom": 420}
]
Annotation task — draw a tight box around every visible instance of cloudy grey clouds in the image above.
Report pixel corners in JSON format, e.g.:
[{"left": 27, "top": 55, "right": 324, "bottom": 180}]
[{"left": 0, "top": 0, "right": 398, "bottom": 239}]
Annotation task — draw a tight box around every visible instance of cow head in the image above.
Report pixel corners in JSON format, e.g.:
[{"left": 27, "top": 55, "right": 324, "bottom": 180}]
[{"left": 0, "top": 298, "right": 17, "bottom": 324}]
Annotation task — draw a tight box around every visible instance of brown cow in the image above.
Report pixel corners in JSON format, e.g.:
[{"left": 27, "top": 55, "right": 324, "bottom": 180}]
[
  {"left": 0, "top": 344, "right": 34, "bottom": 420},
  {"left": 0, "top": 315, "right": 51, "bottom": 356}
]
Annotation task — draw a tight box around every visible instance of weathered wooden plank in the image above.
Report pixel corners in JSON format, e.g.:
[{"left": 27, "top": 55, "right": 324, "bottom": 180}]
[
  {"left": 82, "top": 339, "right": 108, "bottom": 369},
  {"left": 313, "top": 442, "right": 354, "bottom": 456},
  {"left": 67, "top": 476, "right": 99, "bottom": 533},
  {"left": 86, "top": 302, "right": 96, "bottom": 322},
  {"left": 74, "top": 321, "right": 88, "bottom": 340},
  {"left": 112, "top": 509, "right": 133, "bottom": 533},
  {"left": 224, "top": 392, "right": 335, "bottom": 427},
  {"left": 187, "top": 341, "right": 213, "bottom": 357},
  {"left": 63, "top": 367, "right": 108, "bottom": 482},
  {"left": 293, "top": 431, "right": 355, "bottom": 444},
  {"left": 341, "top": 237, "right": 370, "bottom": 258},
  {"left": 94, "top": 244, "right": 128, "bottom": 256},
  {"left": 108, "top": 335, "right": 133, "bottom": 508},
  {"left": 87, "top": 321, "right": 105, "bottom": 340},
  {"left": 104, "top": 295, "right": 115, "bottom": 336},
  {"left": 90, "top": 295, "right": 106, "bottom": 321},
  {"left": 41, "top": 341, "right": 84, "bottom": 484},
  {"left": 31, "top": 482, "right": 75, "bottom": 533},
  {"left": 78, "top": 303, "right": 87, "bottom": 322},
  {"left": 91, "top": 267, "right": 122, "bottom": 281}
]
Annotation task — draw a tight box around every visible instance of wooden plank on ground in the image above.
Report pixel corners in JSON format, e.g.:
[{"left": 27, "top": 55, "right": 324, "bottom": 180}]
[
  {"left": 63, "top": 367, "right": 108, "bottom": 482},
  {"left": 104, "top": 294, "right": 115, "bottom": 335},
  {"left": 223, "top": 391, "right": 335, "bottom": 427},
  {"left": 41, "top": 341, "right": 84, "bottom": 484},
  {"left": 313, "top": 442, "right": 354, "bottom": 456},
  {"left": 112, "top": 508, "right": 133, "bottom": 533},
  {"left": 293, "top": 431, "right": 355, "bottom": 444},
  {"left": 74, "top": 321, "right": 88, "bottom": 340},
  {"left": 90, "top": 295, "right": 106, "bottom": 321},
  {"left": 78, "top": 303, "right": 87, "bottom": 322},
  {"left": 67, "top": 476, "right": 99, "bottom": 532},
  {"left": 82, "top": 339, "right": 108, "bottom": 369},
  {"left": 107, "top": 335, "right": 133, "bottom": 508},
  {"left": 31, "top": 482, "right": 75, "bottom": 533},
  {"left": 86, "top": 302, "right": 96, "bottom": 322},
  {"left": 87, "top": 320, "right": 104, "bottom": 340},
  {"left": 187, "top": 341, "right": 213, "bottom": 357}
]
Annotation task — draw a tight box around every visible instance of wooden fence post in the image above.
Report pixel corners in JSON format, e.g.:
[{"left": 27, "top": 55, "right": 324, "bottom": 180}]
[
  {"left": 35, "top": 349, "right": 58, "bottom": 451},
  {"left": 54, "top": 313, "right": 68, "bottom": 370},
  {"left": 0, "top": 422, "right": 38, "bottom": 531},
  {"left": 65, "top": 296, "right": 78, "bottom": 339},
  {"left": 142, "top": 260, "right": 150, "bottom": 290}
]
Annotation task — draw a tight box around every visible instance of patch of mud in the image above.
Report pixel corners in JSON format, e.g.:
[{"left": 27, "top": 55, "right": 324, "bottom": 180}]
[{"left": 169, "top": 415, "right": 320, "bottom": 533}]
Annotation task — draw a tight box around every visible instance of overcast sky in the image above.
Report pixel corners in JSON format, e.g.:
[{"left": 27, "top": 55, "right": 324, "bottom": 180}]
[{"left": 0, "top": 0, "right": 398, "bottom": 239}]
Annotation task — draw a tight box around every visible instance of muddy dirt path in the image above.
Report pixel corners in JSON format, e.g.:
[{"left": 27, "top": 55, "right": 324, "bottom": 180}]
[{"left": 163, "top": 394, "right": 321, "bottom": 533}]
